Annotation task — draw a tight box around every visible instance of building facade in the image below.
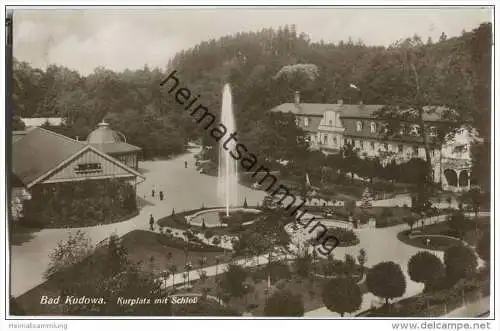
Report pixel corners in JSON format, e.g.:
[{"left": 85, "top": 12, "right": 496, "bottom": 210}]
[
  {"left": 11, "top": 127, "right": 145, "bottom": 222},
  {"left": 270, "top": 93, "right": 477, "bottom": 192}
]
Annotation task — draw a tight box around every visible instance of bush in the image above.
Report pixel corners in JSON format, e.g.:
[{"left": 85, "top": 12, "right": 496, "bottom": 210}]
[
  {"left": 23, "top": 179, "right": 138, "bottom": 228},
  {"left": 204, "top": 230, "right": 215, "bottom": 240},
  {"left": 211, "top": 236, "right": 221, "bottom": 245}
]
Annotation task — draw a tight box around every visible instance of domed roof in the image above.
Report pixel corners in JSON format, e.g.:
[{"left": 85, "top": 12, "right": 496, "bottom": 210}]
[{"left": 87, "top": 121, "right": 124, "bottom": 144}]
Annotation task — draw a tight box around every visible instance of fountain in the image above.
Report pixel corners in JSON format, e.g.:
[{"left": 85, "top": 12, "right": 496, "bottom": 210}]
[
  {"left": 217, "top": 84, "right": 239, "bottom": 216},
  {"left": 184, "top": 84, "right": 261, "bottom": 229}
]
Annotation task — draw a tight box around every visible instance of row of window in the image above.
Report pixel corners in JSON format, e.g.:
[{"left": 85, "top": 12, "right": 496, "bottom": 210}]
[
  {"left": 301, "top": 116, "right": 438, "bottom": 138},
  {"left": 355, "top": 121, "right": 438, "bottom": 137},
  {"left": 345, "top": 139, "right": 435, "bottom": 157},
  {"left": 74, "top": 162, "right": 103, "bottom": 174}
]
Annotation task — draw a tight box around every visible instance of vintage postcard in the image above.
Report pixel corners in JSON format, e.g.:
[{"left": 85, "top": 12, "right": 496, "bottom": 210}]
[{"left": 2, "top": 3, "right": 496, "bottom": 327}]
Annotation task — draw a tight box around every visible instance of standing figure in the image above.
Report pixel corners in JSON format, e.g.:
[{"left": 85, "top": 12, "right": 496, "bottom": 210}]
[
  {"left": 159, "top": 191, "right": 164, "bottom": 201},
  {"left": 185, "top": 161, "right": 188, "bottom": 168},
  {"left": 149, "top": 214, "right": 155, "bottom": 231},
  {"left": 151, "top": 188, "right": 155, "bottom": 198}
]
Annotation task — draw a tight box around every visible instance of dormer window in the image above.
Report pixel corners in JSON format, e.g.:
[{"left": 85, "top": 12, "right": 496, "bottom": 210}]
[
  {"left": 356, "top": 121, "right": 363, "bottom": 132},
  {"left": 370, "top": 122, "right": 376, "bottom": 133},
  {"left": 429, "top": 126, "right": 437, "bottom": 137}
]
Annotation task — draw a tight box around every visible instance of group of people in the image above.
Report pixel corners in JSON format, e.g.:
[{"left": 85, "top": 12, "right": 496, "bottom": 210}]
[{"left": 151, "top": 189, "right": 165, "bottom": 201}]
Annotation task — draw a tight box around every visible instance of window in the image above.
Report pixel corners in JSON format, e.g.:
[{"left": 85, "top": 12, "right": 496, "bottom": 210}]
[
  {"left": 410, "top": 125, "right": 419, "bottom": 136},
  {"left": 412, "top": 146, "right": 418, "bottom": 156},
  {"left": 323, "top": 135, "right": 327, "bottom": 145},
  {"left": 304, "top": 117, "right": 309, "bottom": 127},
  {"left": 384, "top": 143, "right": 388, "bottom": 151},
  {"left": 429, "top": 126, "right": 437, "bottom": 137},
  {"left": 356, "top": 121, "right": 363, "bottom": 132},
  {"left": 370, "top": 122, "right": 376, "bottom": 133},
  {"left": 370, "top": 142, "right": 375, "bottom": 150},
  {"left": 360, "top": 141, "right": 364, "bottom": 149},
  {"left": 333, "top": 136, "right": 338, "bottom": 146},
  {"left": 344, "top": 139, "right": 348, "bottom": 146},
  {"left": 74, "top": 163, "right": 102, "bottom": 174},
  {"left": 399, "top": 125, "right": 405, "bottom": 136},
  {"left": 329, "top": 120, "right": 333, "bottom": 126},
  {"left": 398, "top": 144, "right": 403, "bottom": 153}
]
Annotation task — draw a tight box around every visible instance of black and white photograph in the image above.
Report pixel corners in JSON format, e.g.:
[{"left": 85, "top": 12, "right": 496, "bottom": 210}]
[{"left": 3, "top": 3, "right": 495, "bottom": 324}]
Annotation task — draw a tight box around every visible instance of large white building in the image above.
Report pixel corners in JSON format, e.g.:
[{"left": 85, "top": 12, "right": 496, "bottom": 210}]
[{"left": 270, "top": 93, "right": 478, "bottom": 192}]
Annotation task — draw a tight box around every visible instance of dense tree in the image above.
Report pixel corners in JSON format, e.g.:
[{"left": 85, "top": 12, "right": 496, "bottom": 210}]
[
  {"left": 322, "top": 277, "right": 362, "bottom": 317},
  {"left": 44, "top": 230, "right": 93, "bottom": 280},
  {"left": 264, "top": 289, "right": 304, "bottom": 316},
  {"left": 13, "top": 23, "right": 491, "bottom": 185},
  {"left": 57, "top": 234, "right": 171, "bottom": 315},
  {"left": 366, "top": 261, "right": 406, "bottom": 305},
  {"left": 476, "top": 231, "right": 490, "bottom": 263},
  {"left": 12, "top": 115, "right": 25, "bottom": 130},
  {"left": 293, "top": 251, "right": 313, "bottom": 278},
  {"left": 219, "top": 263, "right": 248, "bottom": 298},
  {"left": 447, "top": 212, "right": 470, "bottom": 239},
  {"left": 444, "top": 245, "right": 478, "bottom": 283},
  {"left": 407, "top": 251, "right": 445, "bottom": 292}
]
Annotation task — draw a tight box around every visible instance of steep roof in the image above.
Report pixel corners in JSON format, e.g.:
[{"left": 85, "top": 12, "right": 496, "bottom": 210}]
[
  {"left": 13, "top": 127, "right": 85, "bottom": 186},
  {"left": 90, "top": 142, "right": 142, "bottom": 154},
  {"left": 269, "top": 103, "right": 335, "bottom": 116},
  {"left": 12, "top": 127, "right": 144, "bottom": 188},
  {"left": 339, "top": 105, "right": 453, "bottom": 122},
  {"left": 270, "top": 102, "right": 454, "bottom": 122}
]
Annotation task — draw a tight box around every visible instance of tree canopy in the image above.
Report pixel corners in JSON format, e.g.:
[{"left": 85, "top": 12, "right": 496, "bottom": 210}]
[
  {"left": 13, "top": 23, "right": 491, "bottom": 183},
  {"left": 366, "top": 261, "right": 407, "bottom": 305}
]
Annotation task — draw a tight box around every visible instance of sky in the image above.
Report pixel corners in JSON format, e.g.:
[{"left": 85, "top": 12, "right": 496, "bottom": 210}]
[{"left": 12, "top": 7, "right": 492, "bottom": 75}]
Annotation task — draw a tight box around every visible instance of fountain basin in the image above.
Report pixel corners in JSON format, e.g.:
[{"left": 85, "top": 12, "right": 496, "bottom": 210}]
[{"left": 186, "top": 208, "right": 261, "bottom": 228}]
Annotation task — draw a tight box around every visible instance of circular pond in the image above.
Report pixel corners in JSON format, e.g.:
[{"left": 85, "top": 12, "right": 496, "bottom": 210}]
[{"left": 187, "top": 208, "right": 261, "bottom": 228}]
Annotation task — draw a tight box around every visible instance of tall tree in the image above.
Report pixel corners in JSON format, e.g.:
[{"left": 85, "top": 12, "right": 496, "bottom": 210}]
[
  {"left": 444, "top": 245, "right": 478, "bottom": 283},
  {"left": 366, "top": 261, "right": 406, "bottom": 305},
  {"left": 322, "top": 277, "right": 362, "bottom": 317},
  {"left": 407, "top": 251, "right": 445, "bottom": 292}
]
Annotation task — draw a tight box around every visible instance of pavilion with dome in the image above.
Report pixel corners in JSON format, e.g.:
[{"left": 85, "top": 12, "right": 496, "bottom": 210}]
[{"left": 87, "top": 121, "right": 142, "bottom": 170}]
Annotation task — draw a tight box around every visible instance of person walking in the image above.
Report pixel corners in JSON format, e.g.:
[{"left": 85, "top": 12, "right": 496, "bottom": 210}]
[
  {"left": 149, "top": 214, "right": 155, "bottom": 231},
  {"left": 151, "top": 188, "right": 155, "bottom": 199},
  {"left": 159, "top": 191, "right": 164, "bottom": 201}
]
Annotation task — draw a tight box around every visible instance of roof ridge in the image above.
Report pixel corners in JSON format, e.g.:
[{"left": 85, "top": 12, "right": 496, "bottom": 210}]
[{"left": 34, "top": 127, "right": 84, "bottom": 145}]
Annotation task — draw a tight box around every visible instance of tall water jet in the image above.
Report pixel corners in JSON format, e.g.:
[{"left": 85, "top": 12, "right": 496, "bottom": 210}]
[{"left": 218, "top": 84, "right": 239, "bottom": 216}]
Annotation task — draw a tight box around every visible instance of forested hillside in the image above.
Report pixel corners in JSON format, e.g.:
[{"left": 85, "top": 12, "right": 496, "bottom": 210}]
[{"left": 12, "top": 23, "right": 491, "bottom": 168}]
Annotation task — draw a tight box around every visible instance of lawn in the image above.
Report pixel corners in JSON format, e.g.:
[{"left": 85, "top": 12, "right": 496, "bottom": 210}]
[
  {"left": 179, "top": 259, "right": 368, "bottom": 316},
  {"left": 186, "top": 264, "right": 328, "bottom": 315},
  {"left": 397, "top": 216, "right": 489, "bottom": 251},
  {"left": 121, "top": 230, "right": 233, "bottom": 275},
  {"left": 14, "top": 230, "right": 233, "bottom": 315}
]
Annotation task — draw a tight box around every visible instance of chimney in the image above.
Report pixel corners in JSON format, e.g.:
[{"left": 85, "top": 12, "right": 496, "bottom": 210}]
[
  {"left": 294, "top": 91, "right": 300, "bottom": 106},
  {"left": 337, "top": 99, "right": 343, "bottom": 105}
]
